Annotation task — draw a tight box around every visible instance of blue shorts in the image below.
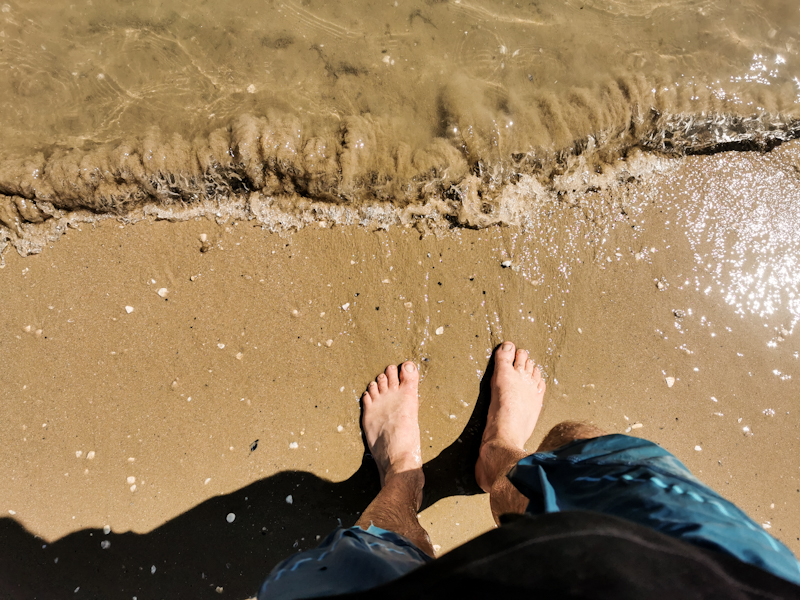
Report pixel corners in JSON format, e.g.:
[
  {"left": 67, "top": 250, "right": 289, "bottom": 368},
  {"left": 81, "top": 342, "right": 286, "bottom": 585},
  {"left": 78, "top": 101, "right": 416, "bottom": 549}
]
[{"left": 258, "top": 434, "right": 800, "bottom": 599}]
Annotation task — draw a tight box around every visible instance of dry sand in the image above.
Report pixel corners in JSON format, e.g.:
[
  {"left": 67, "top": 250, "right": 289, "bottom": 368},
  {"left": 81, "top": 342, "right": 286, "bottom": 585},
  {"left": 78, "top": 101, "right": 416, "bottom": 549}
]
[{"left": 1, "top": 150, "right": 799, "bottom": 599}]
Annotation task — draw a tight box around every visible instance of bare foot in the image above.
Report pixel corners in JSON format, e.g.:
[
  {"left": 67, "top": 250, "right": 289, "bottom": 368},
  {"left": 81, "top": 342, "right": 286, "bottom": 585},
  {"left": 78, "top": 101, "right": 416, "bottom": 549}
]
[
  {"left": 475, "top": 341, "right": 546, "bottom": 493},
  {"left": 362, "top": 362, "right": 423, "bottom": 489}
]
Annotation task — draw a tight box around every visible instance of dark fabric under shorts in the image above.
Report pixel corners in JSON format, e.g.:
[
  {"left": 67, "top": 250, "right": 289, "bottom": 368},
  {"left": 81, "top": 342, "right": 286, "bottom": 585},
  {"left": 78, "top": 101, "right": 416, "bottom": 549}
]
[{"left": 258, "top": 434, "right": 800, "bottom": 599}]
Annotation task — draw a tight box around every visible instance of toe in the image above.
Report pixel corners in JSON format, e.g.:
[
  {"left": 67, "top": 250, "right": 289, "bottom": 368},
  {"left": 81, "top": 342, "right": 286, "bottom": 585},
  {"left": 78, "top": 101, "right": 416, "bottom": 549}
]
[
  {"left": 368, "top": 380, "right": 380, "bottom": 397},
  {"left": 514, "top": 349, "right": 529, "bottom": 370},
  {"left": 376, "top": 373, "right": 389, "bottom": 393},
  {"left": 496, "top": 341, "right": 516, "bottom": 364},
  {"left": 525, "top": 358, "right": 535, "bottom": 377},
  {"left": 362, "top": 390, "right": 373, "bottom": 406},
  {"left": 398, "top": 361, "right": 419, "bottom": 387},
  {"left": 385, "top": 364, "right": 400, "bottom": 389}
]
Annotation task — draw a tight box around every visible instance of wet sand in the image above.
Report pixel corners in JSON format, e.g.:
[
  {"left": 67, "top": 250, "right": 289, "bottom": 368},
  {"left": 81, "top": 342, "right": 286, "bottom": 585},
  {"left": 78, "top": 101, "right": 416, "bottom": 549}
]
[{"left": 1, "top": 150, "right": 799, "bottom": 599}]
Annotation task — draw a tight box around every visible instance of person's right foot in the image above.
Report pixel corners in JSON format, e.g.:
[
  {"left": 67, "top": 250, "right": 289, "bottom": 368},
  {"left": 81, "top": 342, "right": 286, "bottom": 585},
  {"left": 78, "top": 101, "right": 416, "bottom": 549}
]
[{"left": 475, "top": 341, "right": 546, "bottom": 493}]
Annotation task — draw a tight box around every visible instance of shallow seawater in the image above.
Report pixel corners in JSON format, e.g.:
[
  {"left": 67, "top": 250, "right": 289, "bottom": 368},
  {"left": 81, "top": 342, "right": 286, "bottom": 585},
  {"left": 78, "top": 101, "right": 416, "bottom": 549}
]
[
  {"left": 1, "top": 0, "right": 800, "bottom": 325},
  {"left": 0, "top": 0, "right": 799, "bottom": 240}
]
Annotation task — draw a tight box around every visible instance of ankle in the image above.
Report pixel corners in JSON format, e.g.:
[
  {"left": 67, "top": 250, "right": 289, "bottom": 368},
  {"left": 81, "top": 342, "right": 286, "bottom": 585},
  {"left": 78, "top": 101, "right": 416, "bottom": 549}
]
[{"left": 478, "top": 440, "right": 527, "bottom": 491}]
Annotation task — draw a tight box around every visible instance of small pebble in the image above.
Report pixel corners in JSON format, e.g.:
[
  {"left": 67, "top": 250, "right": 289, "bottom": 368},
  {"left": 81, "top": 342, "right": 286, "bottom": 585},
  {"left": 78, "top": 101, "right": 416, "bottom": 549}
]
[
  {"left": 382, "top": 279, "right": 390, "bottom": 284},
  {"left": 127, "top": 476, "right": 135, "bottom": 484},
  {"left": 501, "top": 260, "right": 512, "bottom": 268},
  {"left": 630, "top": 423, "right": 643, "bottom": 429},
  {"left": 435, "top": 326, "right": 444, "bottom": 335},
  {"left": 635, "top": 253, "right": 643, "bottom": 260},
  {"left": 289, "top": 442, "right": 298, "bottom": 449},
  {"left": 337, "top": 425, "right": 344, "bottom": 432},
  {"left": 236, "top": 352, "right": 243, "bottom": 360},
  {"left": 100, "top": 540, "right": 111, "bottom": 550},
  {"left": 341, "top": 303, "right": 350, "bottom": 310},
  {"left": 404, "top": 302, "right": 413, "bottom": 309},
  {"left": 433, "top": 544, "right": 442, "bottom": 553},
  {"left": 449, "top": 414, "right": 456, "bottom": 419},
  {"left": 205, "top": 478, "right": 212, "bottom": 485},
  {"left": 325, "top": 339, "right": 333, "bottom": 347},
  {"left": 291, "top": 309, "right": 299, "bottom": 317},
  {"left": 665, "top": 377, "right": 675, "bottom": 388},
  {"left": 103, "top": 525, "right": 111, "bottom": 535},
  {"left": 694, "top": 445, "right": 702, "bottom": 451},
  {"left": 130, "top": 484, "right": 137, "bottom": 492},
  {"left": 125, "top": 306, "right": 134, "bottom": 314},
  {"left": 8, "top": 510, "right": 16, "bottom": 515},
  {"left": 128, "top": 457, "right": 135, "bottom": 462},
  {"left": 157, "top": 288, "right": 168, "bottom": 298},
  {"left": 75, "top": 451, "right": 83, "bottom": 458},
  {"left": 23, "top": 325, "right": 31, "bottom": 333},
  {"left": 216, "top": 587, "right": 224, "bottom": 594},
  {"left": 762, "top": 522, "right": 772, "bottom": 530},
  {"left": 151, "top": 565, "right": 156, "bottom": 574},
  {"left": 217, "top": 343, "right": 225, "bottom": 349},
  {"left": 286, "top": 495, "right": 293, "bottom": 504},
  {"left": 226, "top": 513, "right": 235, "bottom": 523},
  {"left": 87, "top": 451, "right": 96, "bottom": 460},
  {"left": 199, "top": 233, "right": 208, "bottom": 242}
]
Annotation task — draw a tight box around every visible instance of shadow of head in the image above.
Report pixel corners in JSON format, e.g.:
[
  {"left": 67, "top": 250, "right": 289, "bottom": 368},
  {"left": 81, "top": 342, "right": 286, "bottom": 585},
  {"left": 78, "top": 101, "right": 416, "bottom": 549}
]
[{"left": 0, "top": 353, "right": 498, "bottom": 600}]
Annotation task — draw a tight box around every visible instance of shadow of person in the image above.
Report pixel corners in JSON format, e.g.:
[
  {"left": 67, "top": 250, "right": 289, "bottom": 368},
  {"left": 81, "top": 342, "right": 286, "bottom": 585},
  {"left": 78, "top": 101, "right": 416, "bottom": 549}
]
[{"left": 0, "top": 355, "right": 496, "bottom": 599}]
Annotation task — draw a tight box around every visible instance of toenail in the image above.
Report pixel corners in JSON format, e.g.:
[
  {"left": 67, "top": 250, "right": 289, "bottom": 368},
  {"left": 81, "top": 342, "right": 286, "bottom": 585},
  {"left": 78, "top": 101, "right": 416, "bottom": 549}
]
[
  {"left": 502, "top": 342, "right": 513, "bottom": 351},
  {"left": 404, "top": 362, "right": 416, "bottom": 372}
]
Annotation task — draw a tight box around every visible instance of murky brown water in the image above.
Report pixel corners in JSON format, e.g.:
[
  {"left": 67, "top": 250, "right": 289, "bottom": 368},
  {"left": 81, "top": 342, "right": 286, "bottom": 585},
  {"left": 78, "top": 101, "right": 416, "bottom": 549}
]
[
  {"left": 1, "top": 0, "right": 799, "bottom": 327},
  {"left": 0, "top": 0, "right": 798, "bottom": 229}
]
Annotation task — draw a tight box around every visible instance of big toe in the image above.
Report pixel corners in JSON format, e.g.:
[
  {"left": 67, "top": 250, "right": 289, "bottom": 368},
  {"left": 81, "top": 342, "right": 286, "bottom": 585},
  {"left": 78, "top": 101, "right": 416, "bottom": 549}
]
[
  {"left": 398, "top": 361, "right": 419, "bottom": 388},
  {"left": 495, "top": 341, "right": 516, "bottom": 367}
]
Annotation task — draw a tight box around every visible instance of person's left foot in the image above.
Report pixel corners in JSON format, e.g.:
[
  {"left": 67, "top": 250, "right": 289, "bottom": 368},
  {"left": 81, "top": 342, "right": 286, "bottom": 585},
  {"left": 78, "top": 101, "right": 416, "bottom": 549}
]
[{"left": 362, "top": 362, "right": 423, "bottom": 490}]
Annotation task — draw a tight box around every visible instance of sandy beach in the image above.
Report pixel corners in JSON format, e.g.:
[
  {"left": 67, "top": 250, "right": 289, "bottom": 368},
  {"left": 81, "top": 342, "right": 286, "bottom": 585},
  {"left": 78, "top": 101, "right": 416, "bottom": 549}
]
[{"left": 1, "top": 146, "right": 798, "bottom": 598}]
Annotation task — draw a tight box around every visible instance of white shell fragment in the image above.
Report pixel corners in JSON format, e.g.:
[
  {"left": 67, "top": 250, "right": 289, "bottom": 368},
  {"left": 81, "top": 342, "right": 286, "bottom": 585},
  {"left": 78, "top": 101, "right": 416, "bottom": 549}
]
[
  {"left": 157, "top": 288, "right": 168, "bottom": 298},
  {"left": 404, "top": 302, "right": 413, "bottom": 309},
  {"left": 286, "top": 495, "right": 293, "bottom": 504},
  {"left": 694, "top": 445, "right": 702, "bottom": 451},
  {"left": 501, "top": 260, "right": 512, "bottom": 268},
  {"left": 337, "top": 425, "right": 344, "bottom": 432},
  {"left": 151, "top": 566, "right": 156, "bottom": 574},
  {"left": 341, "top": 303, "right": 350, "bottom": 310},
  {"left": 125, "top": 306, "right": 134, "bottom": 314},
  {"left": 325, "top": 339, "right": 333, "bottom": 347},
  {"left": 100, "top": 540, "right": 111, "bottom": 550},
  {"left": 665, "top": 377, "right": 675, "bottom": 388},
  {"left": 75, "top": 451, "right": 83, "bottom": 458},
  {"left": 435, "top": 326, "right": 444, "bottom": 335},
  {"left": 126, "top": 476, "right": 135, "bottom": 484},
  {"left": 103, "top": 525, "right": 111, "bottom": 535},
  {"left": 87, "top": 451, "right": 96, "bottom": 460},
  {"left": 630, "top": 423, "right": 643, "bottom": 430},
  {"left": 289, "top": 442, "right": 298, "bottom": 449},
  {"left": 226, "top": 513, "right": 235, "bottom": 523}
]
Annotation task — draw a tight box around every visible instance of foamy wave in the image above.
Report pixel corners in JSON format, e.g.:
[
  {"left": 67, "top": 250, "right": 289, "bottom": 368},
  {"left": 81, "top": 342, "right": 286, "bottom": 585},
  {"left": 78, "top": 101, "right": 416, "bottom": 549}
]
[{"left": 1, "top": 73, "right": 799, "bottom": 260}]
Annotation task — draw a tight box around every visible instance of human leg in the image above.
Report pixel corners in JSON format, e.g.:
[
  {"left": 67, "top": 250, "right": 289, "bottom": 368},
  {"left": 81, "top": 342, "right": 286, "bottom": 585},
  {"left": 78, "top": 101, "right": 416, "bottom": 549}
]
[
  {"left": 474, "top": 341, "right": 608, "bottom": 524},
  {"left": 258, "top": 362, "right": 433, "bottom": 599},
  {"left": 474, "top": 341, "right": 546, "bottom": 524},
  {"left": 355, "top": 362, "right": 434, "bottom": 556}
]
